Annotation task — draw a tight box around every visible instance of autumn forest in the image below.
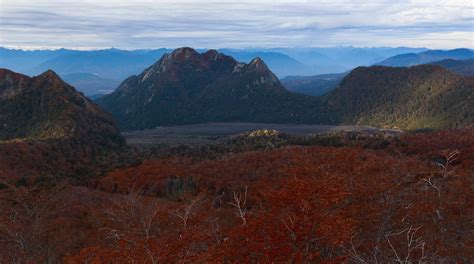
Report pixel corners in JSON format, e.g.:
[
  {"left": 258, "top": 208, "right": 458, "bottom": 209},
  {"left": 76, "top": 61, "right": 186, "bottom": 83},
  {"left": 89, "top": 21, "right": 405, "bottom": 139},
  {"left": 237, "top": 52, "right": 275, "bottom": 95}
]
[{"left": 0, "top": 126, "right": 472, "bottom": 262}]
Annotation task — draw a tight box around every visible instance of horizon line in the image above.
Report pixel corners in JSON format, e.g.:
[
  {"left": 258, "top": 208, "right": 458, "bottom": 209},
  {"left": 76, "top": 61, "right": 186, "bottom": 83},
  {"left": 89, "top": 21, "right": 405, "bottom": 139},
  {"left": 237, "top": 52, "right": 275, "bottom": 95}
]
[{"left": 1, "top": 45, "right": 455, "bottom": 52}]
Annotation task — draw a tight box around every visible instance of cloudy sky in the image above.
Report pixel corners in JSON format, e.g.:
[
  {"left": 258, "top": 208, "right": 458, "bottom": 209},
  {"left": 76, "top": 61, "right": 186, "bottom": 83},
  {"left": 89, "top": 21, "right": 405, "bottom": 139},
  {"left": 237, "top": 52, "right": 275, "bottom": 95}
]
[{"left": 1, "top": 0, "right": 473, "bottom": 50}]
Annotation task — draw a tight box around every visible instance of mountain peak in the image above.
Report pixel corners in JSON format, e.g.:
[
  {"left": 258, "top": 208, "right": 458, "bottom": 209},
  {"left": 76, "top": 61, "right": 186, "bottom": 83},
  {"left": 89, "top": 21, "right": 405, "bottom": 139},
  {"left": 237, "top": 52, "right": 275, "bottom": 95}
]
[
  {"left": 98, "top": 49, "right": 298, "bottom": 130},
  {"left": 249, "top": 57, "right": 270, "bottom": 71},
  {"left": 171, "top": 47, "right": 200, "bottom": 61},
  {"left": 0, "top": 68, "right": 124, "bottom": 146},
  {"left": 37, "top": 69, "right": 62, "bottom": 81},
  {"left": 0, "top": 68, "right": 30, "bottom": 99},
  {"left": 203, "top": 49, "right": 221, "bottom": 60}
]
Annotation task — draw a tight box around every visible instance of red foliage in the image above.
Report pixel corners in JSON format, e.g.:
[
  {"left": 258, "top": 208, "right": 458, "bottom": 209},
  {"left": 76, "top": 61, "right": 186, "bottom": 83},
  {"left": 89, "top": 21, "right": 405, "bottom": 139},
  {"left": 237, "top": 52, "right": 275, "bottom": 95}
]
[{"left": 1, "top": 128, "right": 473, "bottom": 262}]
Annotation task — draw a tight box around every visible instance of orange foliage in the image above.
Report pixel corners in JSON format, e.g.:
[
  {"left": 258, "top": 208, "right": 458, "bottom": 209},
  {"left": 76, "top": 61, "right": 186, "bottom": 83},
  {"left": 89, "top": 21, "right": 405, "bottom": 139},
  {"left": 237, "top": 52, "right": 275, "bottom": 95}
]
[{"left": 2, "top": 128, "right": 473, "bottom": 262}]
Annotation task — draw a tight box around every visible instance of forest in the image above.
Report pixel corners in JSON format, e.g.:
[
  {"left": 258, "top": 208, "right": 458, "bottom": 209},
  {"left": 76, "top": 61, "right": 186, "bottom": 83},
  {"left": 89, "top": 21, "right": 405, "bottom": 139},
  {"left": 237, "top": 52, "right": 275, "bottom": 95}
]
[{"left": 0, "top": 127, "right": 472, "bottom": 262}]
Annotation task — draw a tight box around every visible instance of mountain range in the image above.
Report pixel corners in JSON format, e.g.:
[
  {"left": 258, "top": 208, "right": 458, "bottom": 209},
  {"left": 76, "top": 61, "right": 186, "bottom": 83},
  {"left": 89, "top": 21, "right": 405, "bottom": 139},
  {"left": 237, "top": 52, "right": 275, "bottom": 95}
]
[
  {"left": 98, "top": 47, "right": 473, "bottom": 131},
  {"left": 1, "top": 46, "right": 429, "bottom": 95},
  {"left": 376, "top": 48, "right": 474, "bottom": 67},
  {"left": 0, "top": 48, "right": 171, "bottom": 96},
  {"left": 280, "top": 52, "right": 474, "bottom": 97}
]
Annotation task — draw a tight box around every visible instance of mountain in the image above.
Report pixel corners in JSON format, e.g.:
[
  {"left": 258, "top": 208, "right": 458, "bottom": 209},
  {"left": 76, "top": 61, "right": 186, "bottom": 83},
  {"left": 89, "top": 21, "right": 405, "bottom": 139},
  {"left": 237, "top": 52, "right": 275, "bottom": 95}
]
[
  {"left": 376, "top": 48, "right": 474, "bottom": 67},
  {"left": 30, "top": 48, "right": 171, "bottom": 80},
  {"left": 1, "top": 47, "right": 429, "bottom": 81},
  {"left": 0, "top": 47, "right": 72, "bottom": 74},
  {"left": 0, "top": 48, "right": 173, "bottom": 95},
  {"left": 217, "top": 49, "right": 313, "bottom": 77},
  {"left": 271, "top": 47, "right": 428, "bottom": 73},
  {"left": 324, "top": 65, "right": 474, "bottom": 129},
  {"left": 61, "top": 72, "right": 120, "bottom": 96},
  {"left": 98, "top": 48, "right": 473, "bottom": 131},
  {"left": 97, "top": 48, "right": 324, "bottom": 131},
  {"left": 0, "top": 68, "right": 124, "bottom": 147},
  {"left": 281, "top": 72, "right": 347, "bottom": 96},
  {"left": 220, "top": 47, "right": 429, "bottom": 76},
  {"left": 429, "top": 59, "right": 474, "bottom": 77}
]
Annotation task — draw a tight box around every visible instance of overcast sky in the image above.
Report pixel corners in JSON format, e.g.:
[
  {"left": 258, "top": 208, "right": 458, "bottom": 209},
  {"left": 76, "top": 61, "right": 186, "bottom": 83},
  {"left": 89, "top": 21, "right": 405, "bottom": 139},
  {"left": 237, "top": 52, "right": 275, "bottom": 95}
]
[{"left": 1, "top": 0, "right": 473, "bottom": 50}]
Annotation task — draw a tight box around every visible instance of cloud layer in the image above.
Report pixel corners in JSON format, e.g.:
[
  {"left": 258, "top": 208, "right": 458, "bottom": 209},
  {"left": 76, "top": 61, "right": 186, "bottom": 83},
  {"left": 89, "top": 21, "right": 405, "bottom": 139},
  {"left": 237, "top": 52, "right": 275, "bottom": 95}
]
[{"left": 1, "top": 0, "right": 473, "bottom": 49}]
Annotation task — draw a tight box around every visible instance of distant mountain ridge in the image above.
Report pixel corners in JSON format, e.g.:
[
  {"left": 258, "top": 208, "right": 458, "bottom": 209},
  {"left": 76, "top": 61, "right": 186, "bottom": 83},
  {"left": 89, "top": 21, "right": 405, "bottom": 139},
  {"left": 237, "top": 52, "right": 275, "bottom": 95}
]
[
  {"left": 61, "top": 72, "right": 120, "bottom": 96},
  {"left": 281, "top": 73, "right": 347, "bottom": 96},
  {"left": 1, "top": 46, "right": 432, "bottom": 95},
  {"left": 218, "top": 49, "right": 316, "bottom": 77},
  {"left": 376, "top": 48, "right": 474, "bottom": 67},
  {"left": 429, "top": 59, "right": 474, "bottom": 77},
  {"left": 0, "top": 48, "right": 171, "bottom": 96}
]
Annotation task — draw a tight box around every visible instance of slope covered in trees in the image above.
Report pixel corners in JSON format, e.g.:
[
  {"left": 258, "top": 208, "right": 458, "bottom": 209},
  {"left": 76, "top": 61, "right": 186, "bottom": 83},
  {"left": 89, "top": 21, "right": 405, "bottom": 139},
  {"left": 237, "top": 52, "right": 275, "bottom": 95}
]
[
  {"left": 376, "top": 48, "right": 474, "bottom": 67},
  {"left": 0, "top": 68, "right": 123, "bottom": 144},
  {"left": 430, "top": 59, "right": 474, "bottom": 77},
  {"left": 0, "top": 68, "right": 126, "bottom": 182},
  {"left": 325, "top": 65, "right": 474, "bottom": 129}
]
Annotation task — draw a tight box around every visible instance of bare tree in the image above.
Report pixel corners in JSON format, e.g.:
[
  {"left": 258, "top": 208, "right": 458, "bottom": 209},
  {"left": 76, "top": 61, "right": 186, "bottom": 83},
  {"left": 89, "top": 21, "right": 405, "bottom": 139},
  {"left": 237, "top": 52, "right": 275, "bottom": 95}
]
[
  {"left": 172, "top": 192, "right": 206, "bottom": 232},
  {"left": 437, "top": 150, "right": 460, "bottom": 178},
  {"left": 101, "top": 188, "right": 162, "bottom": 264},
  {"left": 0, "top": 181, "right": 68, "bottom": 263},
  {"left": 385, "top": 225, "right": 426, "bottom": 263},
  {"left": 227, "top": 186, "right": 248, "bottom": 226}
]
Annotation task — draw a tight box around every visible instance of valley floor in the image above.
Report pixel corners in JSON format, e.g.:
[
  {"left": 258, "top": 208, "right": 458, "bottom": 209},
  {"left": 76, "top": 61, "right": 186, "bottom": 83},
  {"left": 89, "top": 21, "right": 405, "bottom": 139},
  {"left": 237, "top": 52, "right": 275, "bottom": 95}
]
[{"left": 123, "top": 122, "right": 398, "bottom": 145}]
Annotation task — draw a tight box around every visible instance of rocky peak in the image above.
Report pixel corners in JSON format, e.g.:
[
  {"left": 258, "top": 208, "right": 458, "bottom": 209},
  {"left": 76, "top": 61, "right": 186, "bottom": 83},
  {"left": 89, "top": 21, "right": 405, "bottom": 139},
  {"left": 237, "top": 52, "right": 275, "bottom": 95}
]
[
  {"left": 34, "top": 69, "right": 65, "bottom": 85},
  {"left": 37, "top": 69, "right": 61, "bottom": 79},
  {"left": 245, "top": 57, "right": 279, "bottom": 84},
  {"left": 140, "top": 48, "right": 239, "bottom": 82},
  {"left": 203, "top": 49, "right": 220, "bottom": 61},
  {"left": 30, "top": 69, "right": 72, "bottom": 93},
  {"left": 0, "top": 69, "right": 31, "bottom": 99},
  {"left": 249, "top": 57, "right": 270, "bottom": 71},
  {"left": 171, "top": 47, "right": 200, "bottom": 61}
]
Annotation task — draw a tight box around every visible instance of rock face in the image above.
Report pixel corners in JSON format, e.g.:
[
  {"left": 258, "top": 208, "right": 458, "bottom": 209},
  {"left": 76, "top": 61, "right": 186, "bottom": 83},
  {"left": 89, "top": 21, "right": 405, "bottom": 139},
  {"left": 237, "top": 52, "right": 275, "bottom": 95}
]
[
  {"left": 97, "top": 47, "right": 322, "bottom": 131},
  {"left": 0, "top": 68, "right": 124, "bottom": 147}
]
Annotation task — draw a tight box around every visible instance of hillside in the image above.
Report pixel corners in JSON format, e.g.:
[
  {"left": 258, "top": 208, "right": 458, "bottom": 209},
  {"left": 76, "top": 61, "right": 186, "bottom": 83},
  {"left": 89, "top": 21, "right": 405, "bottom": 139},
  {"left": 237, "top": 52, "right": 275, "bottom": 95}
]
[
  {"left": 281, "top": 72, "right": 346, "bottom": 96},
  {"left": 0, "top": 68, "right": 124, "bottom": 144},
  {"left": 429, "top": 59, "right": 474, "bottom": 77},
  {"left": 0, "top": 68, "right": 126, "bottom": 181},
  {"left": 376, "top": 48, "right": 474, "bottom": 67},
  {"left": 325, "top": 65, "right": 474, "bottom": 129},
  {"left": 97, "top": 48, "right": 325, "bottom": 131}
]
